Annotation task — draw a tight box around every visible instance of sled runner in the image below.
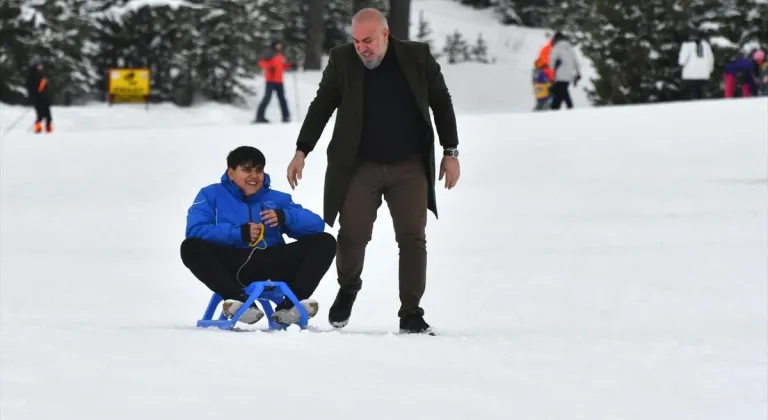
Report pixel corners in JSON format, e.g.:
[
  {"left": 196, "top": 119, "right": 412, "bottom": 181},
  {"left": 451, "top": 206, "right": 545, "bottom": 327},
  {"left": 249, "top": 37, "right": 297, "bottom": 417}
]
[{"left": 196, "top": 280, "right": 310, "bottom": 331}]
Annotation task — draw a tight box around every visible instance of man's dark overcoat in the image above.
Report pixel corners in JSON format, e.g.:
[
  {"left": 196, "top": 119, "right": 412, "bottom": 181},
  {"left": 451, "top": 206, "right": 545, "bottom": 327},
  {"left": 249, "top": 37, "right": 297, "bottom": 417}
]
[{"left": 296, "top": 36, "right": 459, "bottom": 227}]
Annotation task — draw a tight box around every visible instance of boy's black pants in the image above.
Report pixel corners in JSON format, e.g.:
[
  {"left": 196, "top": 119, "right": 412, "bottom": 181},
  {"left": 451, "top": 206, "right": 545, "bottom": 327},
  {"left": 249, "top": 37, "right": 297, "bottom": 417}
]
[{"left": 181, "top": 232, "right": 336, "bottom": 307}]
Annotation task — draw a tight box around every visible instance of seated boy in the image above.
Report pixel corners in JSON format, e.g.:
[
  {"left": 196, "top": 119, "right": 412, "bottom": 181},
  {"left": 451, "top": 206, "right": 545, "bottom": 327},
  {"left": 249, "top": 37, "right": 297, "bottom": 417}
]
[
  {"left": 532, "top": 58, "right": 552, "bottom": 111},
  {"left": 180, "top": 146, "right": 336, "bottom": 326}
]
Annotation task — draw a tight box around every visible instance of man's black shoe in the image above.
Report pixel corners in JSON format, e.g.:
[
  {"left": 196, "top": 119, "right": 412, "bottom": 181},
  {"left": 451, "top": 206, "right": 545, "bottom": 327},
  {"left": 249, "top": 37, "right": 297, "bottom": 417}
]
[
  {"left": 399, "top": 314, "right": 434, "bottom": 335},
  {"left": 328, "top": 290, "right": 357, "bottom": 328}
]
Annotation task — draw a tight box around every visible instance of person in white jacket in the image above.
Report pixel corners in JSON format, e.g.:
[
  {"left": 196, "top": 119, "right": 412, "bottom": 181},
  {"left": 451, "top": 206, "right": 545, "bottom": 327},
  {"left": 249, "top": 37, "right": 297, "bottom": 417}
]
[
  {"left": 548, "top": 32, "right": 581, "bottom": 110},
  {"left": 678, "top": 35, "right": 714, "bottom": 100}
]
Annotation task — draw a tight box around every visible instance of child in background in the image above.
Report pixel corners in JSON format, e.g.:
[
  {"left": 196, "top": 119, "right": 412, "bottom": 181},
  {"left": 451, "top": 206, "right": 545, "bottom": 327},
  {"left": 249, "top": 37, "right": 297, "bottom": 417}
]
[
  {"left": 757, "top": 50, "right": 768, "bottom": 96},
  {"left": 532, "top": 58, "right": 552, "bottom": 111},
  {"left": 723, "top": 50, "right": 763, "bottom": 98}
]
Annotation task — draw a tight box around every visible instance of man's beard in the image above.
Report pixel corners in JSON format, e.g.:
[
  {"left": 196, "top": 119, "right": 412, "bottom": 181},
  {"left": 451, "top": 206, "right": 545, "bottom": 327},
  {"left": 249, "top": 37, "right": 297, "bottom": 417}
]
[
  {"left": 359, "top": 44, "right": 387, "bottom": 69},
  {"left": 360, "top": 54, "right": 383, "bottom": 69}
]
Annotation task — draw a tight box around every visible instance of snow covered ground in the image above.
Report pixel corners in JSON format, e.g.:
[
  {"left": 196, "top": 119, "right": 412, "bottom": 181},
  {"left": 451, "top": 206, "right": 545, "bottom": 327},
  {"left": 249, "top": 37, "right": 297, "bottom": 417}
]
[
  {"left": 1, "top": 93, "right": 767, "bottom": 419},
  {"left": 1, "top": 0, "right": 766, "bottom": 418}
]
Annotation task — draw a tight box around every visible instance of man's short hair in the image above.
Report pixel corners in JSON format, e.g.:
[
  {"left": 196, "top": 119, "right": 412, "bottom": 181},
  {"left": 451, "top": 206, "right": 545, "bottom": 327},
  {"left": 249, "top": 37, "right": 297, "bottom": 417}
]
[{"left": 352, "top": 7, "right": 388, "bottom": 28}]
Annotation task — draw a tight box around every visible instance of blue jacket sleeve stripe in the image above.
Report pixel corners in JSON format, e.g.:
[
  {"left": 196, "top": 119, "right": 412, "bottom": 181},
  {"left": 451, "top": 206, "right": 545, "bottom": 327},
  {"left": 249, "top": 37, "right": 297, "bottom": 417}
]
[{"left": 185, "top": 189, "right": 242, "bottom": 245}]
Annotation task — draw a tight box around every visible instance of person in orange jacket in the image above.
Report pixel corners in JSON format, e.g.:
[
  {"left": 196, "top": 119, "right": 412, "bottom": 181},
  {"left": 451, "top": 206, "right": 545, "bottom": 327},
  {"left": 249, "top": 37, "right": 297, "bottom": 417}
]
[
  {"left": 254, "top": 40, "right": 292, "bottom": 123},
  {"left": 536, "top": 37, "right": 555, "bottom": 81},
  {"left": 26, "top": 60, "right": 53, "bottom": 133}
]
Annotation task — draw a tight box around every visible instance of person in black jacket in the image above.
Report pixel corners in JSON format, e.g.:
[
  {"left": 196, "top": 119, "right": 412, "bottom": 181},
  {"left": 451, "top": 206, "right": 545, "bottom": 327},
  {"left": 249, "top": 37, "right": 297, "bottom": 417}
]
[{"left": 26, "top": 61, "right": 53, "bottom": 133}]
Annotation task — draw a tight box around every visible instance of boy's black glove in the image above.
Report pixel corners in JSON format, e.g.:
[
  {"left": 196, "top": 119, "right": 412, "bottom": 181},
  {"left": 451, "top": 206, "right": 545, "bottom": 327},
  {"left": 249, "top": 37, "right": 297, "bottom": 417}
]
[
  {"left": 259, "top": 209, "right": 285, "bottom": 228},
  {"left": 240, "top": 224, "right": 252, "bottom": 242}
]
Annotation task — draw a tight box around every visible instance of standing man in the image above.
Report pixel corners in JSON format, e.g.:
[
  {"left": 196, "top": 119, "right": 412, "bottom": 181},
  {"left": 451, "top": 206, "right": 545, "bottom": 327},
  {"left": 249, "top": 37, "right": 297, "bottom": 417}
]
[
  {"left": 26, "top": 60, "right": 53, "bottom": 133},
  {"left": 254, "top": 40, "right": 292, "bottom": 123},
  {"left": 286, "top": 7, "right": 460, "bottom": 335}
]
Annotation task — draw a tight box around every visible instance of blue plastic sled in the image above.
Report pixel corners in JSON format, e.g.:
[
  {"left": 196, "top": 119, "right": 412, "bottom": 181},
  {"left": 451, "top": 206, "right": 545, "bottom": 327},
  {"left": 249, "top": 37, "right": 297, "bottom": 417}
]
[{"left": 196, "top": 280, "right": 310, "bottom": 331}]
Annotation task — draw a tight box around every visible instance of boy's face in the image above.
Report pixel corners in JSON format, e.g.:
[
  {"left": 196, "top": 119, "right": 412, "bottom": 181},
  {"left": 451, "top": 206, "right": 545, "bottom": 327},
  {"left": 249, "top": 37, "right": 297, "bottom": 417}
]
[{"left": 228, "top": 164, "right": 264, "bottom": 196}]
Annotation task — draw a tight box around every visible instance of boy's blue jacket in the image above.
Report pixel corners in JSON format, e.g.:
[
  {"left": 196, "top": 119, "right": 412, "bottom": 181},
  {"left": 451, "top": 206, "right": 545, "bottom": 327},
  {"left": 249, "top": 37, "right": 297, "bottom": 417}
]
[{"left": 185, "top": 172, "right": 326, "bottom": 249}]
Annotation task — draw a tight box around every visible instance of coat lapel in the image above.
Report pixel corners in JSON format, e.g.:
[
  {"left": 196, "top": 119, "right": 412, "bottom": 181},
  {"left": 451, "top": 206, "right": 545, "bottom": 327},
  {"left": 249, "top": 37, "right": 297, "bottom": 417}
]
[
  {"left": 391, "top": 38, "right": 430, "bottom": 123},
  {"left": 346, "top": 49, "right": 364, "bottom": 121}
]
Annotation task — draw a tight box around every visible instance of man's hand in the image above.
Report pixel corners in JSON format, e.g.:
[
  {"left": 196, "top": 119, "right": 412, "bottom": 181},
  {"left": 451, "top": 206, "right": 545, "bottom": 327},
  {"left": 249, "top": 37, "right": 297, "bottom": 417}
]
[
  {"left": 439, "top": 156, "right": 460, "bottom": 190},
  {"left": 287, "top": 151, "right": 305, "bottom": 190},
  {"left": 249, "top": 223, "right": 263, "bottom": 242}
]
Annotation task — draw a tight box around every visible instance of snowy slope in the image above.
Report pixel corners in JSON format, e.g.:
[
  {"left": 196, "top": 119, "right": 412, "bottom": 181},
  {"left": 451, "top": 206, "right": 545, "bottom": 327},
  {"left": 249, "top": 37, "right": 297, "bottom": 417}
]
[
  {"left": 1, "top": 97, "right": 767, "bottom": 420},
  {"left": 411, "top": 0, "right": 594, "bottom": 112}
]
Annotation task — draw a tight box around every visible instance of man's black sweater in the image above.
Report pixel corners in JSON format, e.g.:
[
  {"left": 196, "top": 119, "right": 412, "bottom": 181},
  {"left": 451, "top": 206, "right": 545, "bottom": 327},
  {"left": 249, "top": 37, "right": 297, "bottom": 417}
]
[{"left": 357, "top": 44, "right": 427, "bottom": 163}]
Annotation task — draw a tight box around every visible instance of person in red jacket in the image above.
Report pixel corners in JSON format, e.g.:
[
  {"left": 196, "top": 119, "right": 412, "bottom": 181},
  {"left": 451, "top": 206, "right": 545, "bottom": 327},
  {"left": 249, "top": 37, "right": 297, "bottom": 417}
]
[{"left": 254, "top": 40, "right": 292, "bottom": 123}]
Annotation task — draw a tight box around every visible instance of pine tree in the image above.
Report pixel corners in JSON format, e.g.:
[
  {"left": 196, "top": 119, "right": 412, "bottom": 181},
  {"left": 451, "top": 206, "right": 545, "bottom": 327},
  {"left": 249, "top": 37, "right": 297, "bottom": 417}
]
[
  {"left": 90, "top": 2, "right": 184, "bottom": 104},
  {"left": 511, "top": 0, "right": 556, "bottom": 27},
  {"left": 471, "top": 33, "right": 490, "bottom": 63},
  {"left": 9, "top": 0, "right": 99, "bottom": 105},
  {"left": 0, "top": 2, "right": 35, "bottom": 104},
  {"left": 190, "top": 0, "right": 264, "bottom": 105},
  {"left": 443, "top": 31, "right": 470, "bottom": 64},
  {"left": 493, "top": 0, "right": 522, "bottom": 25},
  {"left": 452, "top": 0, "right": 523, "bottom": 25},
  {"left": 253, "top": 0, "right": 307, "bottom": 59},
  {"left": 415, "top": 10, "right": 441, "bottom": 59},
  {"left": 324, "top": 0, "right": 352, "bottom": 51},
  {"left": 456, "top": 0, "right": 492, "bottom": 8}
]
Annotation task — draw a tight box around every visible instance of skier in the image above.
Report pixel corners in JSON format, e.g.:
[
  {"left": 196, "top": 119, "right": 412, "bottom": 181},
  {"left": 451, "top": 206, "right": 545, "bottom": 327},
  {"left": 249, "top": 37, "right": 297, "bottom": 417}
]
[
  {"left": 180, "top": 146, "right": 336, "bottom": 327},
  {"left": 723, "top": 50, "right": 764, "bottom": 98},
  {"left": 532, "top": 58, "right": 552, "bottom": 111},
  {"left": 677, "top": 33, "right": 714, "bottom": 100},
  {"left": 25, "top": 60, "right": 53, "bottom": 133},
  {"left": 253, "top": 40, "right": 292, "bottom": 123}
]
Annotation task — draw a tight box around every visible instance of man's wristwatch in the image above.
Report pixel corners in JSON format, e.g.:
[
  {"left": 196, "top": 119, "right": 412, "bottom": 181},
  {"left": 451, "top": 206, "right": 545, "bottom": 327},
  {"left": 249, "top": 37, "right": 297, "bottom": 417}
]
[{"left": 444, "top": 148, "right": 459, "bottom": 158}]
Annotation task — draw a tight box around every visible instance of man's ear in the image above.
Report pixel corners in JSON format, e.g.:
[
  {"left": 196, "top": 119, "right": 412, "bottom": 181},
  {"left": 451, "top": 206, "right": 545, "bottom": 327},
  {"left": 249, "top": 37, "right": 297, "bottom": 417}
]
[{"left": 226, "top": 167, "right": 234, "bottom": 180}]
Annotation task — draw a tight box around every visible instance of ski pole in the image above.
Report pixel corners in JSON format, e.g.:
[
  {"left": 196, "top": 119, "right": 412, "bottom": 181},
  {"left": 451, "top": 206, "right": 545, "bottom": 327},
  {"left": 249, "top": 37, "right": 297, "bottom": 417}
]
[
  {"left": 2, "top": 108, "right": 30, "bottom": 137},
  {"left": 292, "top": 65, "right": 302, "bottom": 122}
]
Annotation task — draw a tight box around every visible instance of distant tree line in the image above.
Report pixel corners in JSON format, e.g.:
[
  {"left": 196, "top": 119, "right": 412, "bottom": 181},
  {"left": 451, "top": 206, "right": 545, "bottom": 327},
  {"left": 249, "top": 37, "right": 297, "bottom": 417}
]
[
  {"left": 0, "top": 0, "right": 396, "bottom": 106},
  {"left": 455, "top": 0, "right": 768, "bottom": 104},
  {"left": 1, "top": 0, "right": 764, "bottom": 107}
]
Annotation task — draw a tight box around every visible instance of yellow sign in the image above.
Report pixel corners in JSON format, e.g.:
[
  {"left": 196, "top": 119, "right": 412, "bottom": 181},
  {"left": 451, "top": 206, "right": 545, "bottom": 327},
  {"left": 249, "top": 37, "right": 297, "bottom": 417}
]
[{"left": 108, "top": 68, "right": 150, "bottom": 96}]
